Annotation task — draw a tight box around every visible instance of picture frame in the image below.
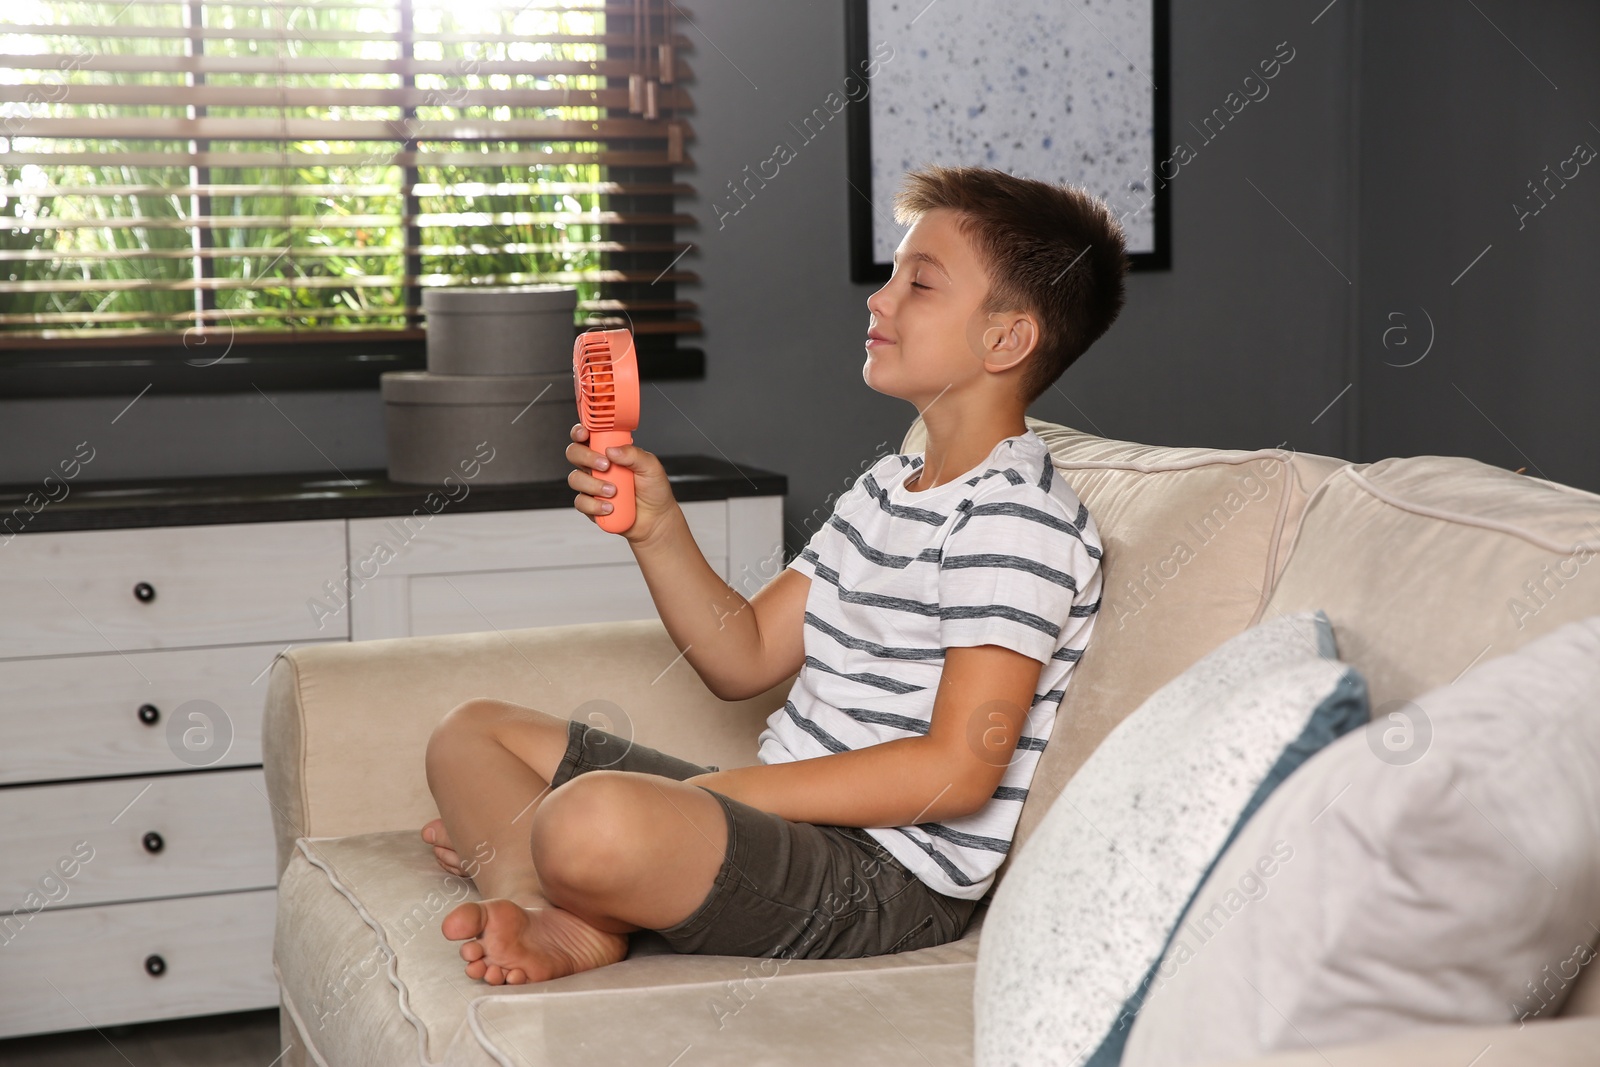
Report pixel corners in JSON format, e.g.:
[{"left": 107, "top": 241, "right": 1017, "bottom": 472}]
[{"left": 845, "top": 0, "right": 1171, "bottom": 283}]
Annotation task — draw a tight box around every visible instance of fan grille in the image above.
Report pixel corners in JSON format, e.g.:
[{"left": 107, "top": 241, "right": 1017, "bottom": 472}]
[{"left": 576, "top": 335, "right": 618, "bottom": 428}]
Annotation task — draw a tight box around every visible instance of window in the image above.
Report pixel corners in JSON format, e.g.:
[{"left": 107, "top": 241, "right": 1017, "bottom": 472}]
[{"left": 0, "top": 0, "right": 700, "bottom": 397}]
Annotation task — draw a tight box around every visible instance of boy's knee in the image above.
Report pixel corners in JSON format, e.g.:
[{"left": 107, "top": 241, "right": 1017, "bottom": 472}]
[
  {"left": 425, "top": 698, "right": 508, "bottom": 776},
  {"left": 531, "top": 772, "right": 639, "bottom": 891},
  {"left": 438, "top": 696, "right": 501, "bottom": 728}
]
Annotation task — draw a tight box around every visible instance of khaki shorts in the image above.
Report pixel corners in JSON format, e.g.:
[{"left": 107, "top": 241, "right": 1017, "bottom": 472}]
[{"left": 548, "top": 718, "right": 981, "bottom": 959}]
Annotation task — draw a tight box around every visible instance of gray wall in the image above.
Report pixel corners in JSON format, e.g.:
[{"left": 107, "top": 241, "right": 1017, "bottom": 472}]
[
  {"left": 2, "top": 1, "right": 1591, "bottom": 560},
  {"left": 674, "top": 0, "right": 1359, "bottom": 560},
  {"left": 1355, "top": 0, "right": 1600, "bottom": 492}
]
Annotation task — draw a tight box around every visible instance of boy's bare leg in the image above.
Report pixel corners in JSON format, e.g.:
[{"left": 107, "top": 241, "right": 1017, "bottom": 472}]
[
  {"left": 441, "top": 770, "right": 730, "bottom": 984},
  {"left": 525, "top": 769, "right": 730, "bottom": 930},
  {"left": 423, "top": 699, "right": 729, "bottom": 985},
  {"left": 423, "top": 698, "right": 573, "bottom": 901},
  {"left": 424, "top": 698, "right": 631, "bottom": 984}
]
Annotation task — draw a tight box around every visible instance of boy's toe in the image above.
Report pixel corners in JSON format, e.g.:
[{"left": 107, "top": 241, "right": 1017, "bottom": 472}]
[
  {"left": 442, "top": 901, "right": 487, "bottom": 941},
  {"left": 421, "top": 818, "right": 452, "bottom": 849}
]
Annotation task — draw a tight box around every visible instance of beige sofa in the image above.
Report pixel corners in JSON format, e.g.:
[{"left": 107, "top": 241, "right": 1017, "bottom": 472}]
[{"left": 263, "top": 414, "right": 1600, "bottom": 1066}]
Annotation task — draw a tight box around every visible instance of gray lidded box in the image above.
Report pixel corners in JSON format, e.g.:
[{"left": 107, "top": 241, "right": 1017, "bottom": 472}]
[
  {"left": 421, "top": 285, "right": 578, "bottom": 376},
  {"left": 381, "top": 370, "right": 576, "bottom": 485}
]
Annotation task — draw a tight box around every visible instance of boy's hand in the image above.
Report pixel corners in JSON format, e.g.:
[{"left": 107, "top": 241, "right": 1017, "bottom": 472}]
[{"left": 566, "top": 422, "right": 681, "bottom": 545}]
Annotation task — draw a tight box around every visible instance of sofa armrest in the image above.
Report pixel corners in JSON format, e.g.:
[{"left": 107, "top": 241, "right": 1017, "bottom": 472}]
[
  {"left": 262, "top": 618, "right": 795, "bottom": 878},
  {"left": 1211, "top": 1015, "right": 1600, "bottom": 1067}
]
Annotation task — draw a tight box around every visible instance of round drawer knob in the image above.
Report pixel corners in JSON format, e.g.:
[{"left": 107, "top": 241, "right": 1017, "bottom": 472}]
[
  {"left": 144, "top": 954, "right": 166, "bottom": 977},
  {"left": 138, "top": 703, "right": 161, "bottom": 726},
  {"left": 133, "top": 582, "right": 156, "bottom": 602},
  {"left": 142, "top": 831, "right": 164, "bottom": 854}
]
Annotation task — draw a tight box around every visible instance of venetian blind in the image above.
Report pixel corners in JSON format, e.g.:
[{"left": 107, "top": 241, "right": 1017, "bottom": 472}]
[{"left": 0, "top": 0, "right": 696, "bottom": 366}]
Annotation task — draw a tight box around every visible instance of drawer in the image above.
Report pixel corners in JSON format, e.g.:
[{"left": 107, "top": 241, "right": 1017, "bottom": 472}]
[
  {"left": 406, "top": 562, "right": 696, "bottom": 637},
  {"left": 348, "top": 500, "right": 731, "bottom": 639},
  {"left": 0, "top": 519, "right": 348, "bottom": 659},
  {"left": 0, "top": 641, "right": 340, "bottom": 785},
  {"left": 0, "top": 768, "right": 276, "bottom": 909},
  {"left": 0, "top": 888, "right": 276, "bottom": 1039},
  {"left": 346, "top": 498, "right": 730, "bottom": 575}
]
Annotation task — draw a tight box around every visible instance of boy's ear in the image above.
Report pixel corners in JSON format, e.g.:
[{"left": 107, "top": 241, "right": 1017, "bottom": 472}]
[{"left": 974, "top": 311, "right": 1038, "bottom": 373}]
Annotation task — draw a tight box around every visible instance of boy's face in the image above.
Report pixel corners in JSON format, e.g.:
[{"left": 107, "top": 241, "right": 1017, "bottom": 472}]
[{"left": 864, "top": 208, "right": 1036, "bottom": 408}]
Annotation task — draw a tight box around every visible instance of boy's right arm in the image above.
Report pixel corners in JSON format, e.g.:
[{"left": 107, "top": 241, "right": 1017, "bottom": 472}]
[
  {"left": 567, "top": 424, "right": 808, "bottom": 702},
  {"left": 631, "top": 512, "right": 810, "bottom": 701}
]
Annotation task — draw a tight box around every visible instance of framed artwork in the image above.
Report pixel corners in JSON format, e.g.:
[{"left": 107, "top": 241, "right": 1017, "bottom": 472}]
[{"left": 845, "top": 0, "right": 1171, "bottom": 282}]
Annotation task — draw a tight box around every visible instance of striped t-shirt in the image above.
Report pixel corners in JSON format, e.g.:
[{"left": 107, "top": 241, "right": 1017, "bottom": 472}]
[{"left": 757, "top": 428, "right": 1103, "bottom": 900}]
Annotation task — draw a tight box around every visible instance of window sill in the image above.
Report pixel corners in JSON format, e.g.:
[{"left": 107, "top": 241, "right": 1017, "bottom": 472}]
[{"left": 0, "top": 343, "right": 705, "bottom": 398}]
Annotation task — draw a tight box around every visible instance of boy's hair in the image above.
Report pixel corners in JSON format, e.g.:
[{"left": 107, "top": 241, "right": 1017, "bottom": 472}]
[{"left": 891, "top": 164, "right": 1130, "bottom": 406}]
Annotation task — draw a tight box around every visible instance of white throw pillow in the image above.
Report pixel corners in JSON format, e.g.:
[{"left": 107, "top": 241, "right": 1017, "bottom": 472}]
[
  {"left": 974, "top": 609, "right": 1369, "bottom": 1067},
  {"left": 1123, "top": 613, "right": 1600, "bottom": 1066}
]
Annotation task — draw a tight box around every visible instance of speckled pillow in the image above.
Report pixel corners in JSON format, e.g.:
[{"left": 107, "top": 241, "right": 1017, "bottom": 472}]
[{"left": 973, "top": 609, "right": 1369, "bottom": 1067}]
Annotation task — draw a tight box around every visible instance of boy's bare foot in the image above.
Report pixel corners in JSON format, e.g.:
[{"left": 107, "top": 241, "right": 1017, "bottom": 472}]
[
  {"left": 442, "top": 898, "right": 628, "bottom": 984},
  {"left": 421, "top": 818, "right": 468, "bottom": 878}
]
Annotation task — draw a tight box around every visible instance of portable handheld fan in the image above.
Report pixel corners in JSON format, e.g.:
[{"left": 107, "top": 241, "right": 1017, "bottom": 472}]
[{"left": 573, "top": 327, "right": 640, "bottom": 534}]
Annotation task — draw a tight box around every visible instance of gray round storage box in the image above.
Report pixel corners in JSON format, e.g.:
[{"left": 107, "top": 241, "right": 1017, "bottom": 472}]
[
  {"left": 381, "top": 370, "right": 575, "bottom": 485},
  {"left": 421, "top": 285, "right": 578, "bottom": 376}
]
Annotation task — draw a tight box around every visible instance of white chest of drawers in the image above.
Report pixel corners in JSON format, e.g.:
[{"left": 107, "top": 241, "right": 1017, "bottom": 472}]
[{"left": 0, "top": 462, "right": 784, "bottom": 1039}]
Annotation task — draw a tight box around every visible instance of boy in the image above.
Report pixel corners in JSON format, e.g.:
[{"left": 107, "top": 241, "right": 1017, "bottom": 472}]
[{"left": 421, "top": 164, "right": 1127, "bottom": 984}]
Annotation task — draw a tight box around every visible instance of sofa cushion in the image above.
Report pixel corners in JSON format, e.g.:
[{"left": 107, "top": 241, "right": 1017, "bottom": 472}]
[
  {"left": 972, "top": 609, "right": 1369, "bottom": 1067},
  {"left": 1258, "top": 454, "right": 1600, "bottom": 736},
  {"left": 1123, "top": 613, "right": 1600, "bottom": 1065},
  {"left": 275, "top": 830, "right": 990, "bottom": 1066},
  {"left": 899, "top": 415, "right": 1351, "bottom": 881},
  {"left": 461, "top": 961, "right": 977, "bottom": 1066},
  {"left": 1189, "top": 1016, "right": 1600, "bottom": 1067}
]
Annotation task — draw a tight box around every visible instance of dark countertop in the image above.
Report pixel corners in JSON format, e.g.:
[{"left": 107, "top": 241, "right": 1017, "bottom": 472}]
[{"left": 0, "top": 456, "right": 787, "bottom": 534}]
